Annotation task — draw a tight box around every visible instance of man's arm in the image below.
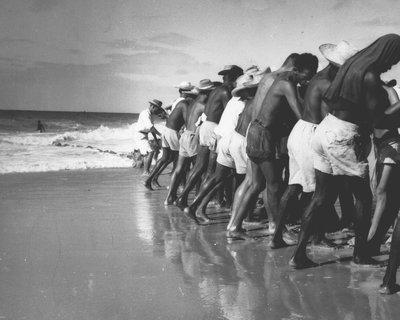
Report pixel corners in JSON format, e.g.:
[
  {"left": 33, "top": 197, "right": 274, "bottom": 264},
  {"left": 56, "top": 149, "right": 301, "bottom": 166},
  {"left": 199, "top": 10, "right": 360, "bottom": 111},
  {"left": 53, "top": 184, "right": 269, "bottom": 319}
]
[
  {"left": 221, "top": 89, "right": 231, "bottom": 110},
  {"left": 149, "top": 126, "right": 161, "bottom": 137},
  {"left": 365, "top": 73, "right": 400, "bottom": 128},
  {"left": 365, "top": 72, "right": 387, "bottom": 117},
  {"left": 383, "top": 86, "right": 400, "bottom": 114},
  {"left": 282, "top": 81, "right": 303, "bottom": 119}
]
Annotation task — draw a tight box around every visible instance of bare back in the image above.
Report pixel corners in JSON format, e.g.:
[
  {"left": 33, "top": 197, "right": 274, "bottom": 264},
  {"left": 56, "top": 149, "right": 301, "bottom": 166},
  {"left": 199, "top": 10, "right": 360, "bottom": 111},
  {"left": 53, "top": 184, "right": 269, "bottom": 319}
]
[
  {"left": 250, "top": 71, "right": 280, "bottom": 121},
  {"left": 256, "top": 72, "right": 302, "bottom": 129},
  {"left": 302, "top": 67, "right": 335, "bottom": 124},
  {"left": 204, "top": 84, "right": 232, "bottom": 123},
  {"left": 185, "top": 97, "right": 206, "bottom": 132},
  {"left": 166, "top": 100, "right": 187, "bottom": 131}
]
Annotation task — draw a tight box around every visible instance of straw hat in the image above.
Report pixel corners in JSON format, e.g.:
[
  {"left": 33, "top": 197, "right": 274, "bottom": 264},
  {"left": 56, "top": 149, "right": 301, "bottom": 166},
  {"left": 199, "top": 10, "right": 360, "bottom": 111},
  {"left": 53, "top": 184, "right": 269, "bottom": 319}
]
[
  {"left": 149, "top": 99, "right": 163, "bottom": 108},
  {"left": 197, "top": 79, "right": 215, "bottom": 91},
  {"left": 244, "top": 65, "right": 260, "bottom": 75},
  {"left": 231, "top": 74, "right": 259, "bottom": 97},
  {"left": 319, "top": 40, "right": 358, "bottom": 66},
  {"left": 218, "top": 65, "right": 244, "bottom": 76},
  {"left": 173, "top": 81, "right": 194, "bottom": 91}
]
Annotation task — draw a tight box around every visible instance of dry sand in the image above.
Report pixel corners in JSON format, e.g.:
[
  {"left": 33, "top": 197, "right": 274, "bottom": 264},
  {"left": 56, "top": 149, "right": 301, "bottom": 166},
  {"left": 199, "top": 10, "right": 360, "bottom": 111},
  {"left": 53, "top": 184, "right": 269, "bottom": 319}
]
[{"left": 0, "top": 168, "right": 399, "bottom": 320}]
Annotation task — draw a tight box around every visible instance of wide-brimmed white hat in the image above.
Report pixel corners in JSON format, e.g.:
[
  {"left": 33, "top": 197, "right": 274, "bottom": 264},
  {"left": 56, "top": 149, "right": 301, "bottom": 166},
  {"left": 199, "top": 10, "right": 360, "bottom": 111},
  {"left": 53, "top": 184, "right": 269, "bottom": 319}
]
[
  {"left": 244, "top": 65, "right": 260, "bottom": 75},
  {"left": 232, "top": 74, "right": 259, "bottom": 97},
  {"left": 196, "top": 79, "right": 215, "bottom": 91},
  {"left": 319, "top": 40, "right": 358, "bottom": 66},
  {"left": 174, "top": 81, "right": 194, "bottom": 91}
]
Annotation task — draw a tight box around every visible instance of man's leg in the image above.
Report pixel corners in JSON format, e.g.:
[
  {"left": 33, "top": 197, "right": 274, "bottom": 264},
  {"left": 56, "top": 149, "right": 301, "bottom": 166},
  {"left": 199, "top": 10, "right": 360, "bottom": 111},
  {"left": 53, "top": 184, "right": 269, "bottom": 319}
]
[
  {"left": 143, "top": 151, "right": 154, "bottom": 175},
  {"left": 153, "top": 150, "right": 178, "bottom": 188},
  {"left": 380, "top": 217, "right": 400, "bottom": 294},
  {"left": 195, "top": 172, "right": 244, "bottom": 223},
  {"left": 186, "top": 164, "right": 232, "bottom": 222},
  {"left": 258, "top": 158, "right": 284, "bottom": 229},
  {"left": 165, "top": 155, "right": 190, "bottom": 205},
  {"left": 175, "top": 146, "right": 210, "bottom": 209},
  {"left": 144, "top": 147, "right": 171, "bottom": 190},
  {"left": 271, "top": 184, "right": 302, "bottom": 249},
  {"left": 368, "top": 165, "right": 400, "bottom": 254},
  {"left": 290, "top": 170, "right": 337, "bottom": 269},
  {"left": 226, "top": 160, "right": 266, "bottom": 239},
  {"left": 345, "top": 175, "right": 380, "bottom": 265},
  {"left": 227, "top": 160, "right": 252, "bottom": 231},
  {"left": 338, "top": 178, "right": 355, "bottom": 229},
  {"left": 204, "top": 150, "right": 218, "bottom": 183}
]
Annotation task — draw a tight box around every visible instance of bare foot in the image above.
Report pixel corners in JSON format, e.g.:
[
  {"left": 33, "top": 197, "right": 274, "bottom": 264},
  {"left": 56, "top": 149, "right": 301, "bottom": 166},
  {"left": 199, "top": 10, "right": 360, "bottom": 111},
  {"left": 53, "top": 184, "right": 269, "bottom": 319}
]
[
  {"left": 351, "top": 256, "right": 383, "bottom": 267},
  {"left": 282, "top": 231, "right": 298, "bottom": 246},
  {"left": 196, "top": 208, "right": 211, "bottom": 223},
  {"left": 226, "top": 229, "right": 251, "bottom": 241},
  {"left": 379, "top": 284, "right": 400, "bottom": 295},
  {"left": 142, "top": 171, "right": 150, "bottom": 176},
  {"left": 184, "top": 208, "right": 200, "bottom": 225},
  {"left": 311, "top": 238, "right": 336, "bottom": 249},
  {"left": 153, "top": 180, "right": 162, "bottom": 189},
  {"left": 164, "top": 196, "right": 177, "bottom": 206},
  {"left": 175, "top": 198, "right": 188, "bottom": 211},
  {"left": 144, "top": 180, "right": 153, "bottom": 191},
  {"left": 270, "top": 237, "right": 290, "bottom": 249},
  {"left": 289, "top": 255, "right": 318, "bottom": 269}
]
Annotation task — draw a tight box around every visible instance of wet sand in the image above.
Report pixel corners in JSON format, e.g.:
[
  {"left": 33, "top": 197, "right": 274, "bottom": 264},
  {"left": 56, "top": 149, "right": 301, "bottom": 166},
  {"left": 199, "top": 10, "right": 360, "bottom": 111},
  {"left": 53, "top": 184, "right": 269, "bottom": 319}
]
[{"left": 1, "top": 168, "right": 399, "bottom": 320}]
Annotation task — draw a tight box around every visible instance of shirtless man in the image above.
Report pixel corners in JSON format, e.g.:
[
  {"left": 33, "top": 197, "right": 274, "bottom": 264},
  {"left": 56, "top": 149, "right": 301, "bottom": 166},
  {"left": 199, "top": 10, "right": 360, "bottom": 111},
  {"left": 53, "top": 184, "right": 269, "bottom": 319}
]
[
  {"left": 144, "top": 85, "right": 196, "bottom": 190},
  {"left": 184, "top": 75, "right": 259, "bottom": 224},
  {"left": 271, "top": 41, "right": 358, "bottom": 249},
  {"left": 226, "top": 54, "right": 315, "bottom": 239},
  {"left": 290, "top": 34, "right": 400, "bottom": 269},
  {"left": 175, "top": 65, "right": 243, "bottom": 210},
  {"left": 164, "top": 79, "right": 215, "bottom": 205},
  {"left": 244, "top": 55, "right": 318, "bottom": 230}
]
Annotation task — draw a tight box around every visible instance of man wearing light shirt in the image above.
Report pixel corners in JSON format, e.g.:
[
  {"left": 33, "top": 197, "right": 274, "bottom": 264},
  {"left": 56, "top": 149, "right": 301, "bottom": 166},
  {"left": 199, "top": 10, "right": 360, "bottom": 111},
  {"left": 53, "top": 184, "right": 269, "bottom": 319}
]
[{"left": 135, "top": 99, "right": 164, "bottom": 175}]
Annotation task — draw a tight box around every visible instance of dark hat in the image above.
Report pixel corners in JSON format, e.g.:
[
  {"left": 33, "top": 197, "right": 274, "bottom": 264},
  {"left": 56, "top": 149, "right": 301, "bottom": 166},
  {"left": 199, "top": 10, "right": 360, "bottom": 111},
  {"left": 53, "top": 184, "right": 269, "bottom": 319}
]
[
  {"left": 149, "top": 99, "right": 163, "bottom": 108},
  {"left": 218, "top": 65, "right": 244, "bottom": 76},
  {"left": 385, "top": 79, "right": 397, "bottom": 87}
]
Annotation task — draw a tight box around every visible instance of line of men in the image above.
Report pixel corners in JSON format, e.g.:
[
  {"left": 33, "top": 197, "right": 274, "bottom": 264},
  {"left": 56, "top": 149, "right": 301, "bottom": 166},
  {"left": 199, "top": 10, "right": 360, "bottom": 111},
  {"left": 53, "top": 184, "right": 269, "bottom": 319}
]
[{"left": 138, "top": 33, "right": 400, "bottom": 295}]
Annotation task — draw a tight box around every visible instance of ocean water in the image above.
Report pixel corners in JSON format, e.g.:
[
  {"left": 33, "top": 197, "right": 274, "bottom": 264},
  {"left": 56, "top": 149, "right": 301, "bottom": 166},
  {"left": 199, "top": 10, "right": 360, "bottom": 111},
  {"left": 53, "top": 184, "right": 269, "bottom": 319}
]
[{"left": 0, "top": 110, "right": 165, "bottom": 174}]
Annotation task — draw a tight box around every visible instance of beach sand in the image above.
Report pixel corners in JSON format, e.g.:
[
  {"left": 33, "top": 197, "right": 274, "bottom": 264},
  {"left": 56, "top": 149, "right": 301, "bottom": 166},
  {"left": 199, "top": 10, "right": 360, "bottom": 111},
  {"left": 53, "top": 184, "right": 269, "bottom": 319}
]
[{"left": 1, "top": 168, "right": 399, "bottom": 319}]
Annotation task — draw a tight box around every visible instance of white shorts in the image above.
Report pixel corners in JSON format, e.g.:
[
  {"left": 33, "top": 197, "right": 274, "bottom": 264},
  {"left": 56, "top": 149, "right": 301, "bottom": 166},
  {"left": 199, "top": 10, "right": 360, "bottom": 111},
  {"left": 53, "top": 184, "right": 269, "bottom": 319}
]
[
  {"left": 288, "top": 120, "right": 318, "bottom": 193},
  {"left": 161, "top": 127, "right": 180, "bottom": 151},
  {"left": 199, "top": 120, "right": 218, "bottom": 148},
  {"left": 312, "top": 114, "right": 370, "bottom": 178},
  {"left": 217, "top": 131, "right": 248, "bottom": 174},
  {"left": 217, "top": 133, "right": 235, "bottom": 169},
  {"left": 179, "top": 130, "right": 199, "bottom": 158}
]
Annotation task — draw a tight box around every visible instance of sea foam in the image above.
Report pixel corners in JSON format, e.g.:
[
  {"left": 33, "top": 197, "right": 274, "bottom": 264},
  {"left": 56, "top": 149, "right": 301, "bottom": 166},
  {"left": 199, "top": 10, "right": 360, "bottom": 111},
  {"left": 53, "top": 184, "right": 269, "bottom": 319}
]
[{"left": 0, "top": 121, "right": 165, "bottom": 174}]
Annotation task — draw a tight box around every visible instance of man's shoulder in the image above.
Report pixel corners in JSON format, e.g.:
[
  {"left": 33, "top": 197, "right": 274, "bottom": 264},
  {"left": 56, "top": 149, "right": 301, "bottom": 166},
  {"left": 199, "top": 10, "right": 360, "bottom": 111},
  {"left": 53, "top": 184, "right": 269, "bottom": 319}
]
[
  {"left": 175, "top": 99, "right": 189, "bottom": 108},
  {"left": 193, "top": 100, "right": 205, "bottom": 108},
  {"left": 364, "top": 71, "right": 380, "bottom": 87},
  {"left": 310, "top": 76, "right": 331, "bottom": 92},
  {"left": 276, "top": 76, "right": 295, "bottom": 90},
  {"left": 214, "top": 84, "right": 231, "bottom": 96}
]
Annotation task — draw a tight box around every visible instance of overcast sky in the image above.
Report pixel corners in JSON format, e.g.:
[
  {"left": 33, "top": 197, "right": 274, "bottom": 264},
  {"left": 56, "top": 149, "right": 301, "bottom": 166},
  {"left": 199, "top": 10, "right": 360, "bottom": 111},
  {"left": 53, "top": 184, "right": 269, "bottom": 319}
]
[{"left": 0, "top": 0, "right": 399, "bottom": 113}]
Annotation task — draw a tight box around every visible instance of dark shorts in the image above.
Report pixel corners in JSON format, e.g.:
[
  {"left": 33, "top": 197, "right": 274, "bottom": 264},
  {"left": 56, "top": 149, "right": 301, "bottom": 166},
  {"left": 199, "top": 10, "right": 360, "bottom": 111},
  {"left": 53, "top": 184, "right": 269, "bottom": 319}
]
[{"left": 246, "top": 120, "right": 276, "bottom": 161}]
